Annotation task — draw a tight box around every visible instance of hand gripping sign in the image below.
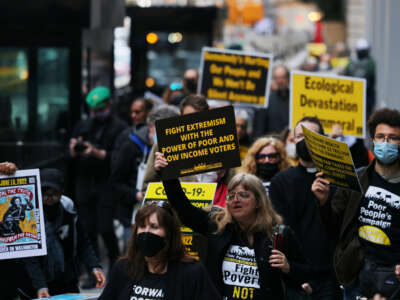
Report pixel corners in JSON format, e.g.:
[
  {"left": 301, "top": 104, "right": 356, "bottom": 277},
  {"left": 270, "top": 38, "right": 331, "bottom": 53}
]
[{"left": 302, "top": 126, "right": 362, "bottom": 193}]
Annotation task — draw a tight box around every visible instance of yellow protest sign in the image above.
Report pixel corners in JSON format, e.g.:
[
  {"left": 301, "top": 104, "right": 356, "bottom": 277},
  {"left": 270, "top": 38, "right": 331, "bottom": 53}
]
[
  {"left": 302, "top": 126, "right": 362, "bottom": 192},
  {"left": 291, "top": 71, "right": 366, "bottom": 138},
  {"left": 144, "top": 182, "right": 217, "bottom": 261}
]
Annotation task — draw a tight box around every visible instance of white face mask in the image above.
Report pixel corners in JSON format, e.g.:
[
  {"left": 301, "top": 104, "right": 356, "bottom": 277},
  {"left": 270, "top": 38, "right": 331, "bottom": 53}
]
[
  {"left": 197, "top": 171, "right": 219, "bottom": 183},
  {"left": 285, "top": 143, "right": 296, "bottom": 158}
]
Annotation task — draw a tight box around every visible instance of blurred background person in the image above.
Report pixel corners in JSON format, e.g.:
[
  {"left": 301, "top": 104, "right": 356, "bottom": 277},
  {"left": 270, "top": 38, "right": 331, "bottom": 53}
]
[
  {"left": 253, "top": 64, "right": 290, "bottom": 138},
  {"left": 328, "top": 123, "right": 370, "bottom": 168},
  {"left": 279, "top": 126, "right": 298, "bottom": 165},
  {"left": 68, "top": 86, "right": 127, "bottom": 288},
  {"left": 170, "top": 68, "right": 199, "bottom": 106},
  {"left": 235, "top": 108, "right": 252, "bottom": 161},
  {"left": 241, "top": 137, "right": 291, "bottom": 195},
  {"left": 98, "top": 202, "right": 220, "bottom": 300},
  {"left": 25, "top": 168, "right": 105, "bottom": 298},
  {"left": 113, "top": 97, "right": 153, "bottom": 166},
  {"left": 110, "top": 101, "right": 153, "bottom": 250},
  {"left": 344, "top": 38, "right": 376, "bottom": 117},
  {"left": 162, "top": 82, "right": 184, "bottom": 106}
]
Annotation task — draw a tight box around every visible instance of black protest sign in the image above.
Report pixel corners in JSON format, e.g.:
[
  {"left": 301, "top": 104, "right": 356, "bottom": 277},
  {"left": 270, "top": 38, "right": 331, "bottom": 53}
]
[
  {"left": 302, "top": 126, "right": 362, "bottom": 193},
  {"left": 198, "top": 47, "right": 273, "bottom": 107},
  {"left": 156, "top": 105, "right": 241, "bottom": 180}
]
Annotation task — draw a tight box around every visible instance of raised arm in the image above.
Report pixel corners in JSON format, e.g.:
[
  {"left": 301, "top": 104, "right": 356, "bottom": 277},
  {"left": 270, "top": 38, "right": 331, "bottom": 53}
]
[{"left": 155, "top": 152, "right": 213, "bottom": 235}]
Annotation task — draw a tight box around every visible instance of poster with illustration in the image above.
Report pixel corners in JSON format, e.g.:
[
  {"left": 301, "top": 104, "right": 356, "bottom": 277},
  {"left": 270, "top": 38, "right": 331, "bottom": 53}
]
[{"left": 0, "top": 169, "right": 47, "bottom": 259}]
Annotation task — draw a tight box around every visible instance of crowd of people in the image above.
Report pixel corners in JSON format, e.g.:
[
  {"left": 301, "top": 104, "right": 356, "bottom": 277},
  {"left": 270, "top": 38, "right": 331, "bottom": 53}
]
[{"left": 0, "top": 41, "right": 398, "bottom": 300}]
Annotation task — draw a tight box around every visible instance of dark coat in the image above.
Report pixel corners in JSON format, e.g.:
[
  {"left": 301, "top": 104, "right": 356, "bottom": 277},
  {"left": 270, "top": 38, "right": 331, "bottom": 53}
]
[
  {"left": 110, "top": 125, "right": 151, "bottom": 226},
  {"left": 71, "top": 115, "right": 127, "bottom": 179},
  {"left": 25, "top": 196, "right": 100, "bottom": 291},
  {"left": 163, "top": 178, "right": 313, "bottom": 299},
  {"left": 318, "top": 162, "right": 374, "bottom": 285}
]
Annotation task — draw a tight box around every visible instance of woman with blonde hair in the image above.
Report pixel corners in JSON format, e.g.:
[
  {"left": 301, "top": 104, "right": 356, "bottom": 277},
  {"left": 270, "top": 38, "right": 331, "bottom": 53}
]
[
  {"left": 155, "top": 151, "right": 312, "bottom": 299},
  {"left": 241, "top": 137, "right": 291, "bottom": 194}
]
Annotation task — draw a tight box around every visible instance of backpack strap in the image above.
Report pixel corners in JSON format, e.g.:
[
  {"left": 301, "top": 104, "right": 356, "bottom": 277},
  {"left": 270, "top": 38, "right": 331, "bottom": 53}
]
[{"left": 129, "top": 133, "right": 150, "bottom": 156}]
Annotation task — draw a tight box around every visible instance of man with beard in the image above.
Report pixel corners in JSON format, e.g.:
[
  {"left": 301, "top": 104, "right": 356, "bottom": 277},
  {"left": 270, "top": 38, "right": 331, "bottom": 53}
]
[
  {"left": 269, "top": 116, "right": 342, "bottom": 300},
  {"left": 69, "top": 86, "right": 127, "bottom": 288},
  {"left": 312, "top": 108, "right": 400, "bottom": 300},
  {"left": 253, "top": 65, "right": 291, "bottom": 137}
]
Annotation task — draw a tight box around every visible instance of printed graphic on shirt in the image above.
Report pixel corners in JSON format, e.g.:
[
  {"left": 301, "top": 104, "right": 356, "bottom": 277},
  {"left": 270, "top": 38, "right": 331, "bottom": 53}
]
[
  {"left": 130, "top": 284, "right": 164, "bottom": 300},
  {"left": 222, "top": 245, "right": 260, "bottom": 299},
  {"left": 358, "top": 185, "right": 400, "bottom": 245}
]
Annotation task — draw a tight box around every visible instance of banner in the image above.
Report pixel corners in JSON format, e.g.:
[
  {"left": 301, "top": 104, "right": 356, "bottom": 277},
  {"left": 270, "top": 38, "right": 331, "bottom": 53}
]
[
  {"left": 0, "top": 169, "right": 47, "bottom": 259},
  {"left": 156, "top": 105, "right": 241, "bottom": 180},
  {"left": 302, "top": 126, "right": 362, "bottom": 193},
  {"left": 290, "top": 71, "right": 366, "bottom": 138},
  {"left": 198, "top": 47, "right": 273, "bottom": 107},
  {"left": 144, "top": 182, "right": 217, "bottom": 261}
]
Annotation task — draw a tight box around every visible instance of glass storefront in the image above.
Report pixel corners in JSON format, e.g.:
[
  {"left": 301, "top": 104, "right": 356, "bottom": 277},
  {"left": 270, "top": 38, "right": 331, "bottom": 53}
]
[{"left": 0, "top": 47, "right": 70, "bottom": 167}]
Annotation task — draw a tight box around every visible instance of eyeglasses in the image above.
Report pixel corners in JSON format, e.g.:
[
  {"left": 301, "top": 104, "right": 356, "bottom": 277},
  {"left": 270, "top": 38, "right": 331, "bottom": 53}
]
[
  {"left": 256, "top": 153, "right": 280, "bottom": 160},
  {"left": 374, "top": 134, "right": 400, "bottom": 144},
  {"left": 226, "top": 191, "right": 251, "bottom": 203},
  {"left": 146, "top": 201, "right": 174, "bottom": 216}
]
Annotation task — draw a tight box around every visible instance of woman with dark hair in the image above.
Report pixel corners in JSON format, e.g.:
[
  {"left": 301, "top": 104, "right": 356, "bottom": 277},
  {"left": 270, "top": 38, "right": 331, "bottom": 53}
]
[
  {"left": 98, "top": 202, "right": 220, "bottom": 300},
  {"left": 155, "top": 152, "right": 314, "bottom": 299}
]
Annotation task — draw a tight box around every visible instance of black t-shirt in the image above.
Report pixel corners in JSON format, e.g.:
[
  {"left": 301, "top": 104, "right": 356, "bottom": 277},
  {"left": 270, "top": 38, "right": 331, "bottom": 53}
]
[
  {"left": 221, "top": 232, "right": 266, "bottom": 300},
  {"left": 358, "top": 169, "right": 400, "bottom": 265},
  {"left": 130, "top": 272, "right": 167, "bottom": 300}
]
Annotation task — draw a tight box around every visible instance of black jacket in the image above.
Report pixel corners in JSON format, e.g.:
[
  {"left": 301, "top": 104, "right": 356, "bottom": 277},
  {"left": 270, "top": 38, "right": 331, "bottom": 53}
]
[
  {"left": 163, "top": 178, "right": 313, "bottom": 299},
  {"left": 99, "top": 258, "right": 221, "bottom": 300},
  {"left": 269, "top": 164, "right": 336, "bottom": 275},
  {"left": 253, "top": 90, "right": 289, "bottom": 137},
  {"left": 25, "top": 196, "right": 100, "bottom": 291},
  {"left": 318, "top": 162, "right": 374, "bottom": 285},
  {"left": 110, "top": 125, "right": 151, "bottom": 226},
  {"left": 71, "top": 115, "right": 127, "bottom": 179}
]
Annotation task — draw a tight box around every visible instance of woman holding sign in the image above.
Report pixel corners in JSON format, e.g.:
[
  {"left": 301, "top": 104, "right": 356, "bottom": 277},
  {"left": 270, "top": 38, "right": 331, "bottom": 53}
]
[
  {"left": 155, "top": 152, "right": 313, "bottom": 299},
  {"left": 98, "top": 201, "right": 220, "bottom": 300}
]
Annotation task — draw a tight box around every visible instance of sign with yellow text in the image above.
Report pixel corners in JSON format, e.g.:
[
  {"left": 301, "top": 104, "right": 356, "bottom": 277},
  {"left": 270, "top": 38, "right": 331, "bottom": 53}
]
[
  {"left": 291, "top": 71, "right": 366, "bottom": 138},
  {"left": 0, "top": 169, "right": 47, "bottom": 259},
  {"left": 198, "top": 47, "right": 273, "bottom": 107},
  {"left": 156, "top": 105, "right": 241, "bottom": 180},
  {"left": 302, "top": 126, "right": 362, "bottom": 193},
  {"left": 144, "top": 182, "right": 217, "bottom": 261}
]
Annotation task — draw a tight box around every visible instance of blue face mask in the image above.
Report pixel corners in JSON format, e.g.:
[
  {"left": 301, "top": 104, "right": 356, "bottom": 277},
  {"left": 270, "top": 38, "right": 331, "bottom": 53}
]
[{"left": 373, "top": 142, "right": 399, "bottom": 164}]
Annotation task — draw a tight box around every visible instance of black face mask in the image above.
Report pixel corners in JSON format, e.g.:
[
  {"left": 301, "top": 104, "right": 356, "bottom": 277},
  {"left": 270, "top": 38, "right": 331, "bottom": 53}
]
[
  {"left": 44, "top": 202, "right": 62, "bottom": 221},
  {"left": 296, "top": 139, "right": 312, "bottom": 162},
  {"left": 184, "top": 78, "right": 197, "bottom": 93},
  {"left": 277, "top": 88, "right": 289, "bottom": 98},
  {"left": 136, "top": 232, "right": 165, "bottom": 257},
  {"left": 256, "top": 162, "right": 280, "bottom": 181}
]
